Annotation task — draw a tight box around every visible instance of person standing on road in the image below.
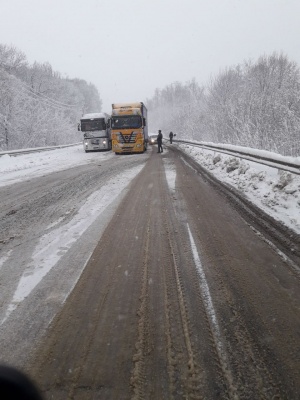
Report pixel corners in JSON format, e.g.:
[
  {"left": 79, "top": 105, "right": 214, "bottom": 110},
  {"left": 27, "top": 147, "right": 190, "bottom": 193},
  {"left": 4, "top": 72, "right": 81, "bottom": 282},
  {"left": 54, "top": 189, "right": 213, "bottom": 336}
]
[
  {"left": 169, "top": 131, "right": 174, "bottom": 144},
  {"left": 157, "top": 130, "right": 163, "bottom": 153}
]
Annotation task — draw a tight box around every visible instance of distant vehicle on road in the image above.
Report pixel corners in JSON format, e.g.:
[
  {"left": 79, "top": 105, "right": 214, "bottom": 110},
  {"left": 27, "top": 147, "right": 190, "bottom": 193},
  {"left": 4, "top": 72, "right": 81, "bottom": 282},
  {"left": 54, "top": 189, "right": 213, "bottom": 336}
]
[
  {"left": 78, "top": 113, "right": 111, "bottom": 153},
  {"left": 149, "top": 134, "right": 157, "bottom": 145}
]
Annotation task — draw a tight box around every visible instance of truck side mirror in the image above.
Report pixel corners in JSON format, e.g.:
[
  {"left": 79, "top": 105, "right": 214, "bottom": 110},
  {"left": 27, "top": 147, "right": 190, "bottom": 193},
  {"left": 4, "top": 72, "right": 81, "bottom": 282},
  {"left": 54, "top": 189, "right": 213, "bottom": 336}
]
[
  {"left": 77, "top": 123, "right": 81, "bottom": 131},
  {"left": 143, "top": 118, "right": 146, "bottom": 126}
]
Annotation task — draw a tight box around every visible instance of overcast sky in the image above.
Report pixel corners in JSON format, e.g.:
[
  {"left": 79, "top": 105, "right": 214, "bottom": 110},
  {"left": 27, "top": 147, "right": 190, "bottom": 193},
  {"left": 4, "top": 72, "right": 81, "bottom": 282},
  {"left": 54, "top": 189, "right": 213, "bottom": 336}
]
[{"left": 1, "top": 0, "right": 300, "bottom": 112}]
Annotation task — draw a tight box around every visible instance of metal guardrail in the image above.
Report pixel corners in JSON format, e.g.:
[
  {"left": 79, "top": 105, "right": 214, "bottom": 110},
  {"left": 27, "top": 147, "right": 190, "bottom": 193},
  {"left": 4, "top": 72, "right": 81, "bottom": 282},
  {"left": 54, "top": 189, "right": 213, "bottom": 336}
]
[
  {"left": 171, "top": 139, "right": 300, "bottom": 176},
  {"left": 0, "top": 143, "right": 81, "bottom": 157}
]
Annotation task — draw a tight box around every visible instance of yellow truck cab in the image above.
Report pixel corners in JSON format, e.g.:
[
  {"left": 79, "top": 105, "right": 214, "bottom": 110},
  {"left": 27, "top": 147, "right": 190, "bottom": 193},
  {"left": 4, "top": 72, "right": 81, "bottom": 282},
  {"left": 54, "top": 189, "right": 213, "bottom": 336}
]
[{"left": 111, "top": 102, "right": 148, "bottom": 154}]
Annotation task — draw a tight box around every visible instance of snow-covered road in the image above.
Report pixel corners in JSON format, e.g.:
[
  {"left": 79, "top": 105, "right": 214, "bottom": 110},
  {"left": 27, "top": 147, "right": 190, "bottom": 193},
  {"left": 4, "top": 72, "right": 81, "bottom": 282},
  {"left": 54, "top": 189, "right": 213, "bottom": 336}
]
[
  {"left": 0, "top": 146, "right": 149, "bottom": 365},
  {"left": 0, "top": 143, "right": 299, "bottom": 368}
]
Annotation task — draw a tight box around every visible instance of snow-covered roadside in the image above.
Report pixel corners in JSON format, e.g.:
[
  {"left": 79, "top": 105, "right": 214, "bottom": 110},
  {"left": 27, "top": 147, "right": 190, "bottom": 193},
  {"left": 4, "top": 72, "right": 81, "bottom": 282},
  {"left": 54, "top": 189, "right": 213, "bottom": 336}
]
[
  {"left": 177, "top": 144, "right": 300, "bottom": 234},
  {"left": 0, "top": 145, "right": 114, "bottom": 187}
]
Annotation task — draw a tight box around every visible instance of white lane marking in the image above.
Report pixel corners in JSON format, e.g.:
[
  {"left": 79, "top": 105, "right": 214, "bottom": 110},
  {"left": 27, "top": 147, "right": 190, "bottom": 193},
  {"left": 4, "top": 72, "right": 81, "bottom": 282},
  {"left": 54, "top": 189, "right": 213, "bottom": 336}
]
[
  {"left": 164, "top": 158, "right": 222, "bottom": 344},
  {"left": 187, "top": 223, "right": 236, "bottom": 394},
  {"left": 186, "top": 224, "right": 223, "bottom": 351}
]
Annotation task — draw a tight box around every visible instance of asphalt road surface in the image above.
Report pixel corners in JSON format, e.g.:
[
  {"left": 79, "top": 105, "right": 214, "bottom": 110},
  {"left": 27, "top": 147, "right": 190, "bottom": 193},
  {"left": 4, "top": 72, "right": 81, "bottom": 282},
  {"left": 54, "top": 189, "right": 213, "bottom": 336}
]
[{"left": 1, "top": 145, "right": 299, "bottom": 399}]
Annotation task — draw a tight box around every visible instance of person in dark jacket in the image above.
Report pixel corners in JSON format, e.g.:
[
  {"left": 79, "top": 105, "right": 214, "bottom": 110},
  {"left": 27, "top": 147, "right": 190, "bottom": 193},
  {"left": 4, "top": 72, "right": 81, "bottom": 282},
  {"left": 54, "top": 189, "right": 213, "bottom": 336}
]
[
  {"left": 157, "top": 130, "right": 163, "bottom": 153},
  {"left": 169, "top": 131, "right": 174, "bottom": 144}
]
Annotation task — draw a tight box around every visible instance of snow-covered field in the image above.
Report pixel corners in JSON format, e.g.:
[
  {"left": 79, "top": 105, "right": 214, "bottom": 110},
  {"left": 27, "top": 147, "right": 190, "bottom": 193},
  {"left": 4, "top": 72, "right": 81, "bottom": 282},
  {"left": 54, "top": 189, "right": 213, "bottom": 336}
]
[{"left": 177, "top": 144, "right": 300, "bottom": 234}]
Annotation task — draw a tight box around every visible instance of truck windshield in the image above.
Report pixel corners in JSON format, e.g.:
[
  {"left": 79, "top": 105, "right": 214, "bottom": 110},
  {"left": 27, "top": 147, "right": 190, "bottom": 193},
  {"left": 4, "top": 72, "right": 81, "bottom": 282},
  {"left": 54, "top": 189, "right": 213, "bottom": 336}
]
[
  {"left": 111, "top": 116, "right": 142, "bottom": 129},
  {"left": 81, "top": 119, "right": 106, "bottom": 131}
]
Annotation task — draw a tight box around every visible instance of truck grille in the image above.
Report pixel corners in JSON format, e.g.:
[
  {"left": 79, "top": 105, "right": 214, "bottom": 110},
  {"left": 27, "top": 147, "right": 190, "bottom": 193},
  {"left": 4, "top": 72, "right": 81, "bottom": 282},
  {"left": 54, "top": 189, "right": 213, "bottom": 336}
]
[{"left": 119, "top": 132, "right": 137, "bottom": 144}]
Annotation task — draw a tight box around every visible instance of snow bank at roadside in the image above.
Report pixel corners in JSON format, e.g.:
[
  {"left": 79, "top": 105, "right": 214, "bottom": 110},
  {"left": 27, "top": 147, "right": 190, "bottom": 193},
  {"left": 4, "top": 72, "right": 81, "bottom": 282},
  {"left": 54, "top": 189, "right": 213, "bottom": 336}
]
[
  {"left": 181, "top": 140, "right": 300, "bottom": 166},
  {"left": 178, "top": 144, "right": 300, "bottom": 234}
]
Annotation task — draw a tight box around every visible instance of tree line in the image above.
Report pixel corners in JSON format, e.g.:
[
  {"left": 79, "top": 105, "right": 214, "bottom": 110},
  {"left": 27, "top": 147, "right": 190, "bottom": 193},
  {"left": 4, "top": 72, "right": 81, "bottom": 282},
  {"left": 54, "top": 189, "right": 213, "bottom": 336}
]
[
  {"left": 147, "top": 53, "right": 300, "bottom": 157},
  {"left": 0, "top": 44, "right": 102, "bottom": 150},
  {"left": 2, "top": 46, "right": 299, "bottom": 156}
]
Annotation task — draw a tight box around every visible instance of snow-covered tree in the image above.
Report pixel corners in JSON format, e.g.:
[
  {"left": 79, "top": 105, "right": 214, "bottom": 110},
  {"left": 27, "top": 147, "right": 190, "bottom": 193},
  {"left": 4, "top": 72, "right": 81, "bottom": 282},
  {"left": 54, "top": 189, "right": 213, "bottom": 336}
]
[
  {"left": 147, "top": 53, "right": 300, "bottom": 156},
  {"left": 0, "top": 43, "right": 103, "bottom": 150}
]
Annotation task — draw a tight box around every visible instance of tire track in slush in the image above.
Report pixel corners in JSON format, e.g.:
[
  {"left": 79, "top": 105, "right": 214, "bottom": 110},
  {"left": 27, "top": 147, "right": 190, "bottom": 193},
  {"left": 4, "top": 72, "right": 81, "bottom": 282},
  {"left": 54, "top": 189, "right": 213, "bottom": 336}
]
[
  {"left": 172, "top": 150, "right": 298, "bottom": 398},
  {"left": 161, "top": 160, "right": 208, "bottom": 399},
  {"left": 67, "top": 264, "right": 117, "bottom": 399},
  {"left": 64, "top": 163, "right": 153, "bottom": 399},
  {"left": 27, "top": 159, "right": 150, "bottom": 399},
  {"left": 163, "top": 156, "right": 236, "bottom": 398},
  {"left": 131, "top": 155, "right": 205, "bottom": 399},
  {"left": 68, "top": 205, "right": 148, "bottom": 398},
  {"left": 182, "top": 174, "right": 292, "bottom": 396},
  {"left": 177, "top": 160, "right": 279, "bottom": 398},
  {"left": 161, "top": 220, "right": 200, "bottom": 399},
  {"left": 199, "top": 231, "right": 290, "bottom": 399},
  {"left": 164, "top": 220, "right": 204, "bottom": 399},
  {"left": 162, "top": 196, "right": 233, "bottom": 398},
  {"left": 186, "top": 223, "right": 237, "bottom": 399},
  {"left": 162, "top": 156, "right": 219, "bottom": 398},
  {"left": 130, "top": 213, "right": 151, "bottom": 400},
  {"left": 65, "top": 162, "right": 153, "bottom": 399},
  {"left": 130, "top": 163, "right": 174, "bottom": 399},
  {"left": 161, "top": 248, "right": 177, "bottom": 400},
  {"left": 161, "top": 216, "right": 203, "bottom": 399},
  {"left": 28, "top": 226, "right": 119, "bottom": 399}
]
